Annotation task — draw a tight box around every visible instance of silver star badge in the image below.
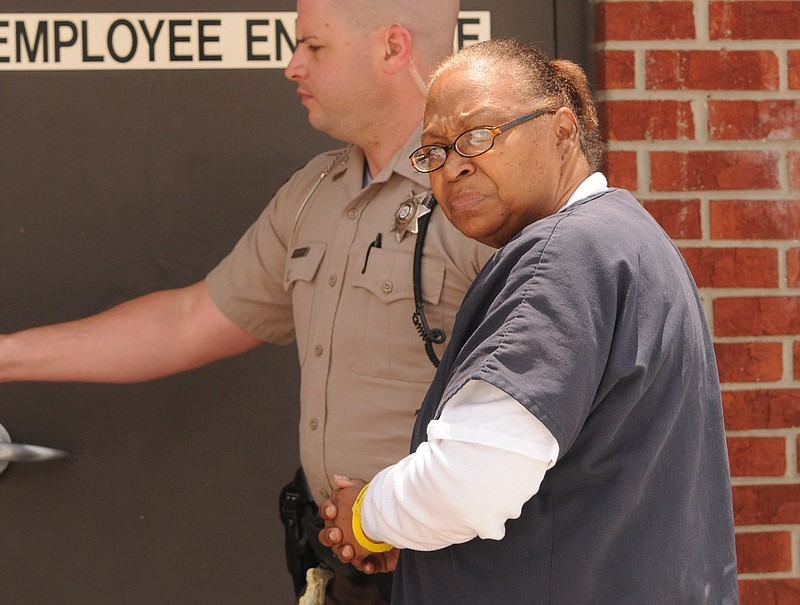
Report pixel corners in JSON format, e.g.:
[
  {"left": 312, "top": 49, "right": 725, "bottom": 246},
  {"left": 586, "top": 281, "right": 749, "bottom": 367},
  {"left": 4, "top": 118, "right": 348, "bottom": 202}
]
[{"left": 390, "top": 191, "right": 432, "bottom": 242}]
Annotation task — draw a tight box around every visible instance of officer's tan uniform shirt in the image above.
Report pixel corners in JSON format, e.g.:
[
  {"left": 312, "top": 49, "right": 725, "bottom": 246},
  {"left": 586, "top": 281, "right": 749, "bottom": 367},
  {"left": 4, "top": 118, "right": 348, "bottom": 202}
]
[{"left": 206, "top": 128, "right": 492, "bottom": 503}]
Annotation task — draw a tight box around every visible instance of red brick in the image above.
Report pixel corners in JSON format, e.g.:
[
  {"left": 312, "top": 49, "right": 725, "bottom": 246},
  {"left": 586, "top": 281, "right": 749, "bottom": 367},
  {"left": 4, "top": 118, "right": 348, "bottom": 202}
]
[
  {"left": 715, "top": 341, "right": 783, "bottom": 382},
  {"left": 727, "top": 437, "right": 786, "bottom": 477},
  {"left": 650, "top": 151, "right": 780, "bottom": 192},
  {"left": 740, "top": 580, "right": 800, "bottom": 605},
  {"left": 714, "top": 296, "right": 800, "bottom": 337},
  {"left": 642, "top": 199, "right": 702, "bottom": 239},
  {"left": 791, "top": 151, "right": 800, "bottom": 190},
  {"left": 646, "top": 50, "right": 780, "bottom": 90},
  {"left": 710, "top": 1, "right": 800, "bottom": 40},
  {"left": 795, "top": 341, "right": 800, "bottom": 380},
  {"left": 601, "top": 100, "right": 694, "bottom": 141},
  {"left": 596, "top": 1, "right": 695, "bottom": 41},
  {"left": 594, "top": 50, "right": 635, "bottom": 89},
  {"left": 606, "top": 150, "right": 637, "bottom": 190},
  {"left": 732, "top": 484, "right": 800, "bottom": 524},
  {"left": 708, "top": 100, "right": 800, "bottom": 140},
  {"left": 681, "top": 248, "right": 778, "bottom": 288},
  {"left": 790, "top": 51, "right": 800, "bottom": 89},
  {"left": 735, "top": 531, "right": 793, "bottom": 573},
  {"left": 710, "top": 200, "right": 800, "bottom": 240},
  {"left": 723, "top": 389, "right": 800, "bottom": 430},
  {"left": 789, "top": 249, "right": 800, "bottom": 288}
]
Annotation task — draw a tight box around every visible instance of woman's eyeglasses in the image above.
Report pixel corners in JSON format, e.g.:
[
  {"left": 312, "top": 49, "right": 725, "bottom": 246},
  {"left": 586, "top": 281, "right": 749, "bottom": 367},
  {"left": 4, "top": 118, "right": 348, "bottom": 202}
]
[{"left": 409, "top": 108, "right": 553, "bottom": 173}]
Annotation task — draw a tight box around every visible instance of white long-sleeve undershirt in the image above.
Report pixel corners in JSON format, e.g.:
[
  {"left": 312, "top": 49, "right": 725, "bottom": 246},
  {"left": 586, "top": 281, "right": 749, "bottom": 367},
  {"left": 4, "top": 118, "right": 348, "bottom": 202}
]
[
  {"left": 360, "top": 380, "right": 559, "bottom": 551},
  {"left": 358, "top": 174, "right": 607, "bottom": 551}
]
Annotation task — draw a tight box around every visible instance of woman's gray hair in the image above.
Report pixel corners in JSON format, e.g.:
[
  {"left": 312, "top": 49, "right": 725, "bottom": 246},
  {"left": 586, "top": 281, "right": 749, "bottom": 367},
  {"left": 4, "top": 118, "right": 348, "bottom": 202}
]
[{"left": 432, "top": 38, "right": 607, "bottom": 172}]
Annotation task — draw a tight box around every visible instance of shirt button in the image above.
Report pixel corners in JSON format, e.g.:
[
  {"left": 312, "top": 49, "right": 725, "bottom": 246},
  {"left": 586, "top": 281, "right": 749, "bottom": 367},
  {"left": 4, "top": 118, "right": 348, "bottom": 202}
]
[
  {"left": 314, "top": 344, "right": 323, "bottom": 356},
  {"left": 347, "top": 208, "right": 358, "bottom": 219},
  {"left": 328, "top": 274, "right": 337, "bottom": 287},
  {"left": 382, "top": 281, "right": 393, "bottom": 293},
  {"left": 309, "top": 418, "right": 318, "bottom": 430}
]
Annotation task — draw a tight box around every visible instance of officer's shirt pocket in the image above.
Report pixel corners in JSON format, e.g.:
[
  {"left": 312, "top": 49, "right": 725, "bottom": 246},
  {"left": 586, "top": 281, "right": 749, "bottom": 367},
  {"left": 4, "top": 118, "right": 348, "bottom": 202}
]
[
  {"left": 348, "top": 248, "right": 445, "bottom": 381},
  {"left": 284, "top": 243, "right": 326, "bottom": 366}
]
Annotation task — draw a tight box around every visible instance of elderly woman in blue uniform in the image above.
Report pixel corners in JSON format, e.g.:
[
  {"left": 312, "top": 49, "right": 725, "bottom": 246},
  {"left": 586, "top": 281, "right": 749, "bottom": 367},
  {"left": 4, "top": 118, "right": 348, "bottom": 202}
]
[{"left": 319, "top": 38, "right": 739, "bottom": 605}]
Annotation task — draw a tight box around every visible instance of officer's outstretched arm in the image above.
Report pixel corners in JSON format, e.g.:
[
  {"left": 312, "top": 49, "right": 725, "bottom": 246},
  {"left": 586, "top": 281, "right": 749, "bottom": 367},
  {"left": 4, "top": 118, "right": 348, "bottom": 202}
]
[{"left": 0, "top": 280, "right": 262, "bottom": 384}]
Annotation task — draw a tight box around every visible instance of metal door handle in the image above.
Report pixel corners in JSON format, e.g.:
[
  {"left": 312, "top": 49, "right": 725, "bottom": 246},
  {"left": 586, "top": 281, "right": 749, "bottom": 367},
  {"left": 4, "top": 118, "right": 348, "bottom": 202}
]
[{"left": 0, "top": 422, "right": 70, "bottom": 475}]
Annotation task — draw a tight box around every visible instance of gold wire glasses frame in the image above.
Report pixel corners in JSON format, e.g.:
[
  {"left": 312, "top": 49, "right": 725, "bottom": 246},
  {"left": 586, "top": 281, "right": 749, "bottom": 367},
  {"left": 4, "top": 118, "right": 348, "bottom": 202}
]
[{"left": 409, "top": 108, "right": 554, "bottom": 173}]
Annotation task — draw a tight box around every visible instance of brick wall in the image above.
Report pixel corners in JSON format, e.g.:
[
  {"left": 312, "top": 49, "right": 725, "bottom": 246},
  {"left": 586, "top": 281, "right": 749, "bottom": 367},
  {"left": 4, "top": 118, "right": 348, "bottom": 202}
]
[{"left": 593, "top": 1, "right": 800, "bottom": 602}]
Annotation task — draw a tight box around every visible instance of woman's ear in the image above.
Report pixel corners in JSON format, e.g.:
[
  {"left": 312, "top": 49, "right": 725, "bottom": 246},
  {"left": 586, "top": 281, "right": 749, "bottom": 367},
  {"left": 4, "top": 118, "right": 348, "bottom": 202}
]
[{"left": 553, "top": 107, "right": 580, "bottom": 146}]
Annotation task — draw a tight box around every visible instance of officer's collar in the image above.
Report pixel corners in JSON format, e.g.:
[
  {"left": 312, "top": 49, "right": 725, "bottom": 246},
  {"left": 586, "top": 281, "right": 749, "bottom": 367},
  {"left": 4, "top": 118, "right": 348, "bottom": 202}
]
[
  {"left": 338, "top": 124, "right": 429, "bottom": 191},
  {"left": 386, "top": 124, "right": 430, "bottom": 189}
]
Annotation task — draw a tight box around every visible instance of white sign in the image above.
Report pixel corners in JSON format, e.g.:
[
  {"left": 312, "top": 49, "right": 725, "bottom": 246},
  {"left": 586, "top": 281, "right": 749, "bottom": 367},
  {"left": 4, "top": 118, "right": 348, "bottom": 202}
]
[{"left": 0, "top": 12, "right": 491, "bottom": 71}]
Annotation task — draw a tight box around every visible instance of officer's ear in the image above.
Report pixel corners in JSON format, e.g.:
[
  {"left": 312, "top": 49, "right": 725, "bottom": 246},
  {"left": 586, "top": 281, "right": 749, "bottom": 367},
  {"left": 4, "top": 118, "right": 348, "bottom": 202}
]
[{"left": 382, "top": 23, "right": 413, "bottom": 75}]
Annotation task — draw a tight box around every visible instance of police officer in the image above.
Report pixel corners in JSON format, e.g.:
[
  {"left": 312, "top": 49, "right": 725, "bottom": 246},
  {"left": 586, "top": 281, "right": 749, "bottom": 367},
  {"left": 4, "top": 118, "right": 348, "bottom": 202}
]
[{"left": 0, "top": 1, "right": 491, "bottom": 603}]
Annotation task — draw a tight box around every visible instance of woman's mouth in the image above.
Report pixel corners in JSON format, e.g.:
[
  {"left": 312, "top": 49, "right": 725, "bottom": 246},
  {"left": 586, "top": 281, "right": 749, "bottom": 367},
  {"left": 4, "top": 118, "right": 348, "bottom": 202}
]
[{"left": 446, "top": 191, "right": 486, "bottom": 215}]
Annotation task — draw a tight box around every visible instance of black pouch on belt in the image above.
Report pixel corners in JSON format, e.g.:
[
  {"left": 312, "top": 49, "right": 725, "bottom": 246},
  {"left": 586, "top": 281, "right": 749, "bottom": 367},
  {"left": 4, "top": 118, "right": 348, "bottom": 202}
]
[{"left": 280, "top": 467, "right": 361, "bottom": 593}]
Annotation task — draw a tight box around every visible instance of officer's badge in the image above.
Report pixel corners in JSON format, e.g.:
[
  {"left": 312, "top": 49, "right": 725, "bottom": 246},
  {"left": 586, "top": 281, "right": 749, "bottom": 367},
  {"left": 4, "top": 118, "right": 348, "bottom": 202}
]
[{"left": 391, "top": 191, "right": 432, "bottom": 242}]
